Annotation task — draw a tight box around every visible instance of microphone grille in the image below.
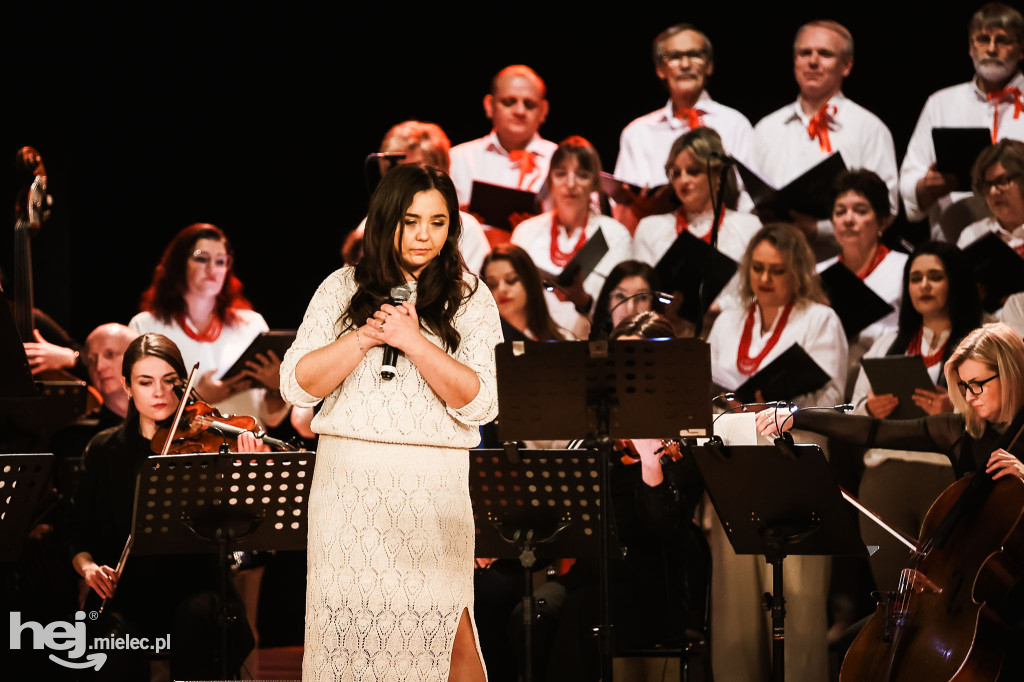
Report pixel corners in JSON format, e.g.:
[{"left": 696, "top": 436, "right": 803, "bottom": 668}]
[{"left": 390, "top": 284, "right": 413, "bottom": 303}]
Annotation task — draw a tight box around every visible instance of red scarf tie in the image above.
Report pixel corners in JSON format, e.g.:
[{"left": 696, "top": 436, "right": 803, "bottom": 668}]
[
  {"left": 986, "top": 87, "right": 1023, "bottom": 143},
  {"left": 807, "top": 104, "right": 837, "bottom": 153},
  {"left": 509, "top": 149, "right": 538, "bottom": 189},
  {"left": 839, "top": 244, "right": 890, "bottom": 280},
  {"left": 675, "top": 207, "right": 726, "bottom": 242},
  {"left": 549, "top": 214, "right": 588, "bottom": 268},
  {"left": 679, "top": 107, "right": 703, "bottom": 130}
]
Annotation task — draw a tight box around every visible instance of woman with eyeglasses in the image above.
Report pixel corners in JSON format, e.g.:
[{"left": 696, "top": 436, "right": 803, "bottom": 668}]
[
  {"left": 69, "top": 333, "right": 255, "bottom": 680},
  {"left": 632, "top": 127, "right": 761, "bottom": 316},
  {"left": 129, "top": 223, "right": 288, "bottom": 427},
  {"left": 590, "top": 260, "right": 673, "bottom": 339},
  {"left": 841, "top": 241, "right": 982, "bottom": 591},
  {"left": 510, "top": 136, "right": 632, "bottom": 315},
  {"left": 757, "top": 322, "right": 1024, "bottom": 679},
  {"left": 957, "top": 139, "right": 1024, "bottom": 255}
]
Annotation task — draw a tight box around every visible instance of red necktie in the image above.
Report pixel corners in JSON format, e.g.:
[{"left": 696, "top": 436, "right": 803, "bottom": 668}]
[
  {"left": 679, "top": 108, "right": 703, "bottom": 130},
  {"left": 987, "top": 87, "right": 1023, "bottom": 143},
  {"left": 509, "top": 150, "right": 537, "bottom": 189},
  {"left": 807, "top": 104, "right": 837, "bottom": 153}
]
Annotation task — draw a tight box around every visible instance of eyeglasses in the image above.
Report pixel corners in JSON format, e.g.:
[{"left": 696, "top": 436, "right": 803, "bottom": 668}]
[
  {"left": 957, "top": 373, "right": 999, "bottom": 396},
  {"left": 550, "top": 168, "right": 594, "bottom": 185},
  {"left": 190, "top": 250, "right": 232, "bottom": 269},
  {"left": 658, "top": 49, "right": 707, "bottom": 65},
  {"left": 979, "top": 173, "right": 1018, "bottom": 193},
  {"left": 971, "top": 31, "right": 1019, "bottom": 50}
]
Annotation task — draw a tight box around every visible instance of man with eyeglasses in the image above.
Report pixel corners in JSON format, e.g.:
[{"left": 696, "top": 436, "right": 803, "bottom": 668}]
[
  {"left": 900, "top": 2, "right": 1024, "bottom": 240},
  {"left": 752, "top": 19, "right": 898, "bottom": 260},
  {"left": 612, "top": 23, "right": 754, "bottom": 231},
  {"left": 448, "top": 65, "right": 556, "bottom": 227}
]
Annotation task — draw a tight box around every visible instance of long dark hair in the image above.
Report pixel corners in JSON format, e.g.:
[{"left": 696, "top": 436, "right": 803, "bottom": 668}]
[
  {"left": 887, "top": 241, "right": 982, "bottom": 385},
  {"left": 139, "top": 223, "right": 251, "bottom": 324},
  {"left": 591, "top": 260, "right": 665, "bottom": 339},
  {"left": 481, "top": 244, "right": 565, "bottom": 341},
  {"left": 348, "top": 164, "right": 471, "bottom": 351},
  {"left": 121, "top": 333, "right": 187, "bottom": 422}
]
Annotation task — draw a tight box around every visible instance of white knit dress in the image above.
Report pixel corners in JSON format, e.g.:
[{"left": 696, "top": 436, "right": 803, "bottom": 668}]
[{"left": 280, "top": 268, "right": 501, "bottom": 681}]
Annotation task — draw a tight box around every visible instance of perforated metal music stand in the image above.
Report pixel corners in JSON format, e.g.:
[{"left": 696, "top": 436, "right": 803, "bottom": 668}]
[
  {"left": 0, "top": 453, "right": 54, "bottom": 562},
  {"left": 130, "top": 450, "right": 315, "bottom": 678},
  {"left": 470, "top": 448, "right": 602, "bottom": 681},
  {"left": 494, "top": 338, "right": 712, "bottom": 682},
  {"left": 690, "top": 439, "right": 868, "bottom": 682}
]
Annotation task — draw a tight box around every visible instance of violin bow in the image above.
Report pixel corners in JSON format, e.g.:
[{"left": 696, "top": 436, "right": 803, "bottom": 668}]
[{"left": 160, "top": 362, "right": 201, "bottom": 456}]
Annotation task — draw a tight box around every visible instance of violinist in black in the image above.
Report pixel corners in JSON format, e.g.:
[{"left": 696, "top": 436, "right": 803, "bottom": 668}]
[
  {"left": 757, "top": 322, "right": 1024, "bottom": 681},
  {"left": 68, "top": 333, "right": 254, "bottom": 681}
]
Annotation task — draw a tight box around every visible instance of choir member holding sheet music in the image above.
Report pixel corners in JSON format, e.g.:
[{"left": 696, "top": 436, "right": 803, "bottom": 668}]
[
  {"left": 846, "top": 241, "right": 983, "bottom": 591},
  {"left": 632, "top": 127, "right": 761, "bottom": 314},
  {"left": 510, "top": 137, "right": 632, "bottom": 315},
  {"left": 752, "top": 20, "right": 898, "bottom": 260},
  {"left": 707, "top": 223, "right": 847, "bottom": 409},
  {"left": 129, "top": 223, "right": 289, "bottom": 428}
]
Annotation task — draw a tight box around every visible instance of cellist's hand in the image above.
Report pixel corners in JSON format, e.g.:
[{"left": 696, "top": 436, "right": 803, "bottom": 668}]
[{"left": 985, "top": 448, "right": 1024, "bottom": 481}]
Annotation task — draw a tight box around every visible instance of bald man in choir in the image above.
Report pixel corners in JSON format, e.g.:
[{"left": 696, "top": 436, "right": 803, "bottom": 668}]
[
  {"left": 448, "top": 64, "right": 556, "bottom": 236},
  {"left": 613, "top": 23, "right": 755, "bottom": 231},
  {"left": 752, "top": 19, "right": 899, "bottom": 261}
]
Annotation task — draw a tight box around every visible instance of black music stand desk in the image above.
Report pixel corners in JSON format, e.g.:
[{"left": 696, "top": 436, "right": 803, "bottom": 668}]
[{"left": 0, "top": 453, "right": 54, "bottom": 562}]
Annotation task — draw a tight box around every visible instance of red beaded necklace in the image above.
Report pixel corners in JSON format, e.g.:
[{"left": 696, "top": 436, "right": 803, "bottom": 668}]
[
  {"left": 549, "top": 213, "right": 588, "bottom": 268},
  {"left": 174, "top": 311, "right": 223, "bottom": 343},
  {"left": 736, "top": 302, "right": 794, "bottom": 375},
  {"left": 907, "top": 327, "right": 946, "bottom": 368}
]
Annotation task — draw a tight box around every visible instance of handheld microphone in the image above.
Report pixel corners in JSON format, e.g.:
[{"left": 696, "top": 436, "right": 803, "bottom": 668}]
[{"left": 381, "top": 284, "right": 413, "bottom": 381}]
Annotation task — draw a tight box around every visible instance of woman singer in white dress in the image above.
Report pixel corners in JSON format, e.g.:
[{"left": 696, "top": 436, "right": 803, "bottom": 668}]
[{"left": 280, "top": 164, "right": 502, "bottom": 682}]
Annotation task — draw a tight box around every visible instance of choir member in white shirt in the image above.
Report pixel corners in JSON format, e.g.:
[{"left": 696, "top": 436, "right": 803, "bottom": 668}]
[
  {"left": 707, "top": 223, "right": 848, "bottom": 409},
  {"left": 448, "top": 65, "right": 557, "bottom": 221},
  {"left": 899, "top": 3, "right": 1024, "bottom": 239},
  {"left": 613, "top": 23, "right": 754, "bottom": 231},
  {"left": 817, "top": 170, "right": 907, "bottom": 386},
  {"left": 510, "top": 136, "right": 633, "bottom": 315},
  {"left": 846, "top": 241, "right": 983, "bottom": 591},
  {"left": 632, "top": 127, "right": 761, "bottom": 314},
  {"left": 344, "top": 121, "right": 491, "bottom": 273},
  {"left": 957, "top": 138, "right": 1024, "bottom": 253},
  {"left": 752, "top": 20, "right": 898, "bottom": 260}
]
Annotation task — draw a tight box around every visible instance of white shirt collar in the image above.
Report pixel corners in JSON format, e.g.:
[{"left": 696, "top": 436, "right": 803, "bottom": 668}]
[
  {"left": 787, "top": 91, "right": 847, "bottom": 126},
  {"left": 971, "top": 70, "right": 1024, "bottom": 100},
  {"left": 660, "top": 91, "right": 714, "bottom": 128},
  {"left": 485, "top": 130, "right": 546, "bottom": 157}
]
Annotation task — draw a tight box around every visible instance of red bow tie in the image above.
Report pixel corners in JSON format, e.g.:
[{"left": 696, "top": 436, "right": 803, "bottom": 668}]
[
  {"left": 807, "top": 104, "right": 837, "bottom": 153},
  {"left": 986, "top": 87, "right": 1023, "bottom": 143}
]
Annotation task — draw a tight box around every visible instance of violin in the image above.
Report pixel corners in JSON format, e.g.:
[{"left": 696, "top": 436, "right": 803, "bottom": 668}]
[
  {"left": 614, "top": 438, "right": 685, "bottom": 466},
  {"left": 839, "top": 472, "right": 1024, "bottom": 681},
  {"left": 151, "top": 363, "right": 296, "bottom": 454}
]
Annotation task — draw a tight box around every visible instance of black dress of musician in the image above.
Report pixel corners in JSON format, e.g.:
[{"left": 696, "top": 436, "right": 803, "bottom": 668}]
[{"left": 68, "top": 333, "right": 253, "bottom": 681}]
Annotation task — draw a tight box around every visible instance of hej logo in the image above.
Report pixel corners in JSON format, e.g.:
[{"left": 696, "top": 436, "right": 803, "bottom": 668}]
[{"left": 9, "top": 610, "right": 107, "bottom": 670}]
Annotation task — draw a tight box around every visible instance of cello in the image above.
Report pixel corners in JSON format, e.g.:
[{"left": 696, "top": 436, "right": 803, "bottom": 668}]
[{"left": 839, "top": 450, "right": 1024, "bottom": 680}]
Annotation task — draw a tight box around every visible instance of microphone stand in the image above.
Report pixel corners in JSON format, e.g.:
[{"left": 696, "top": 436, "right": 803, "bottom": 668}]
[{"left": 693, "top": 158, "right": 735, "bottom": 338}]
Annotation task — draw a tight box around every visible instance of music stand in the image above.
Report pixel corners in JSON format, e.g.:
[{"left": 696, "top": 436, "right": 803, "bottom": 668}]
[
  {"left": 470, "top": 448, "right": 601, "bottom": 682},
  {"left": 495, "top": 338, "right": 712, "bottom": 682},
  {"left": 0, "top": 453, "right": 54, "bottom": 562},
  {"left": 689, "top": 438, "right": 868, "bottom": 682},
  {"left": 130, "top": 450, "right": 315, "bottom": 678}
]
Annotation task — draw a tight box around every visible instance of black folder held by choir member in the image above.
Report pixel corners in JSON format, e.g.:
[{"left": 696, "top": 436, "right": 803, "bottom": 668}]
[
  {"left": 221, "top": 330, "right": 297, "bottom": 381},
  {"left": 860, "top": 355, "right": 933, "bottom": 420},
  {"left": 818, "top": 262, "right": 894, "bottom": 339},
  {"left": 598, "top": 172, "right": 679, "bottom": 215},
  {"left": 655, "top": 230, "right": 737, "bottom": 324},
  {"left": 961, "top": 232, "right": 1024, "bottom": 312},
  {"left": 733, "top": 344, "right": 830, "bottom": 404},
  {"left": 932, "top": 127, "right": 991, "bottom": 192},
  {"left": 468, "top": 181, "right": 541, "bottom": 232},
  {"left": 552, "top": 228, "right": 609, "bottom": 287},
  {"left": 736, "top": 153, "right": 847, "bottom": 221}
]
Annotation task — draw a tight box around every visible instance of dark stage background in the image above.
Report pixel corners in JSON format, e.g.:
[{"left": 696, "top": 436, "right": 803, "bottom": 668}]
[{"left": 5, "top": 2, "right": 989, "bottom": 342}]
